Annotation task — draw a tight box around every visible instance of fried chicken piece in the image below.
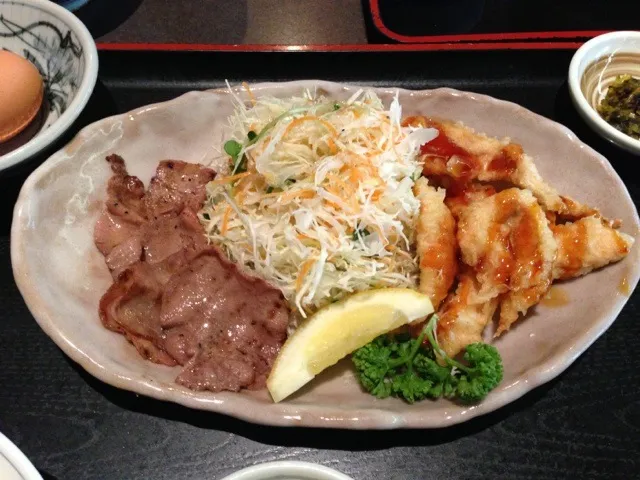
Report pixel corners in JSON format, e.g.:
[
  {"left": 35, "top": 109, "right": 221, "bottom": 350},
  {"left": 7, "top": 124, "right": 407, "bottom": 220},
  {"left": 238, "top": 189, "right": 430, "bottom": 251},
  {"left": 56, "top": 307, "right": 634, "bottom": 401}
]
[
  {"left": 457, "top": 188, "right": 557, "bottom": 301},
  {"left": 405, "top": 116, "right": 598, "bottom": 220},
  {"left": 498, "top": 282, "right": 551, "bottom": 337},
  {"left": 455, "top": 188, "right": 558, "bottom": 335},
  {"left": 552, "top": 215, "right": 634, "bottom": 280},
  {"left": 433, "top": 180, "right": 497, "bottom": 220},
  {"left": 437, "top": 271, "right": 499, "bottom": 358},
  {"left": 405, "top": 115, "right": 635, "bottom": 351},
  {"left": 414, "top": 178, "right": 458, "bottom": 309}
]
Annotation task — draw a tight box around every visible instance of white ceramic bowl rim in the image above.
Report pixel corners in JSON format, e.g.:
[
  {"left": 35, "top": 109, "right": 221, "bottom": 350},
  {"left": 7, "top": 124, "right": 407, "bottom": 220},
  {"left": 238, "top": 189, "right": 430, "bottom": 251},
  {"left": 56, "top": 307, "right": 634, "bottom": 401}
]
[
  {"left": 0, "top": 0, "right": 99, "bottom": 171},
  {"left": 0, "top": 432, "right": 43, "bottom": 480},
  {"left": 218, "top": 461, "right": 353, "bottom": 480},
  {"left": 568, "top": 30, "right": 640, "bottom": 153}
]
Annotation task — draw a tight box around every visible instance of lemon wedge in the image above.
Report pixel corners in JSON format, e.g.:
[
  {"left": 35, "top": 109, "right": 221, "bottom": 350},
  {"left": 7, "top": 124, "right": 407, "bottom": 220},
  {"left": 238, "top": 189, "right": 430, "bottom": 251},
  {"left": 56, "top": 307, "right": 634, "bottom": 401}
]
[{"left": 267, "top": 288, "right": 433, "bottom": 402}]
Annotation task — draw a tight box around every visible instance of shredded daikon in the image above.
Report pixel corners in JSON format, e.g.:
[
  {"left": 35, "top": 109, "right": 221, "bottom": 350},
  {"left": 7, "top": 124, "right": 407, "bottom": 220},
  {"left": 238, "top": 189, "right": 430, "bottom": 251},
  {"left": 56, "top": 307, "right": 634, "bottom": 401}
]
[{"left": 200, "top": 85, "right": 438, "bottom": 317}]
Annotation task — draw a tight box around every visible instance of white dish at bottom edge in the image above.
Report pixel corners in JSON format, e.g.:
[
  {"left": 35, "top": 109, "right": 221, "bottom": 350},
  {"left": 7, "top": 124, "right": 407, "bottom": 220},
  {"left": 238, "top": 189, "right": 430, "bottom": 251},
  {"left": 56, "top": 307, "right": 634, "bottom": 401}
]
[
  {"left": 0, "top": 432, "right": 43, "bottom": 480},
  {"left": 219, "top": 461, "right": 353, "bottom": 480}
]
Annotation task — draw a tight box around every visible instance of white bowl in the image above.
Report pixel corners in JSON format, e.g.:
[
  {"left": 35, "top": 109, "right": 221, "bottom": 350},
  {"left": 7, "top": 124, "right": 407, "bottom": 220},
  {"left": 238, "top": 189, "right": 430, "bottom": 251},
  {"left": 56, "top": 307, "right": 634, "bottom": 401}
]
[
  {"left": 0, "top": 0, "right": 98, "bottom": 171},
  {"left": 219, "top": 461, "right": 353, "bottom": 480},
  {"left": 0, "top": 432, "right": 42, "bottom": 480},
  {"left": 568, "top": 30, "right": 640, "bottom": 155}
]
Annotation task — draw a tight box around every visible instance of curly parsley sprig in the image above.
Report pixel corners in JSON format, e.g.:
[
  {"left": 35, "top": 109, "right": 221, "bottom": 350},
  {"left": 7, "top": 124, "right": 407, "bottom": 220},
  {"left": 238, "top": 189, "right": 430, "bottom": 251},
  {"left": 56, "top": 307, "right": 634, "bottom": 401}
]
[{"left": 352, "top": 314, "right": 503, "bottom": 404}]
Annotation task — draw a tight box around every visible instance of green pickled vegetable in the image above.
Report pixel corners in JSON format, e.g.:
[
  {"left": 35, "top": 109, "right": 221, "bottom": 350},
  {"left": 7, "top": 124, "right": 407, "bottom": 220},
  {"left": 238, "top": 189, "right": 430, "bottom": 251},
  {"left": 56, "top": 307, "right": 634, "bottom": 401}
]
[{"left": 597, "top": 74, "right": 640, "bottom": 140}]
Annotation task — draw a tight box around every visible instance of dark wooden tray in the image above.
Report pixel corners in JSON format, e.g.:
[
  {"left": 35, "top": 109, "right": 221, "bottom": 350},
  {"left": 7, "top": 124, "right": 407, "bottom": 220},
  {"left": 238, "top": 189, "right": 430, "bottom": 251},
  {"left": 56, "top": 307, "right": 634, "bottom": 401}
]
[
  {"left": 363, "top": 0, "right": 639, "bottom": 44},
  {"left": 1, "top": 47, "right": 638, "bottom": 480}
]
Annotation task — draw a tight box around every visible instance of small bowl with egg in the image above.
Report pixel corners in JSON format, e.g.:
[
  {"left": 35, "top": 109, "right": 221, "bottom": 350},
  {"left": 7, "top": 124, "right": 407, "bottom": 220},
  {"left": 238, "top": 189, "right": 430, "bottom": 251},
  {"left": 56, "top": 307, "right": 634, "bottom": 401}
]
[
  {"left": 569, "top": 31, "right": 640, "bottom": 155},
  {"left": 0, "top": 0, "right": 98, "bottom": 172}
]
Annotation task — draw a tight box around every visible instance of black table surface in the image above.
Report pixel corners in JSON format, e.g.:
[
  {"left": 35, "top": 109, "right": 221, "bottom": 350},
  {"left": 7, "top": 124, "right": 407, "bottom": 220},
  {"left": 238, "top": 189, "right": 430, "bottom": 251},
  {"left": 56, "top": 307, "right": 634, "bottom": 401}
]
[
  {"left": 1, "top": 49, "right": 639, "bottom": 480},
  {"left": 78, "top": 0, "right": 368, "bottom": 45}
]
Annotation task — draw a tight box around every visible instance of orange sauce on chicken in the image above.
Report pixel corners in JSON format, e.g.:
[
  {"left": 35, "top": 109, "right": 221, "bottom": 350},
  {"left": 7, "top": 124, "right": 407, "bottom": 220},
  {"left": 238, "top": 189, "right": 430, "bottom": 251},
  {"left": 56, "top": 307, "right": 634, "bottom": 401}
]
[
  {"left": 614, "top": 229, "right": 632, "bottom": 256},
  {"left": 478, "top": 189, "right": 543, "bottom": 288},
  {"left": 520, "top": 284, "right": 548, "bottom": 305},
  {"left": 488, "top": 191, "right": 516, "bottom": 285},
  {"left": 402, "top": 116, "right": 481, "bottom": 183},
  {"left": 555, "top": 220, "right": 588, "bottom": 278},
  {"left": 419, "top": 217, "right": 458, "bottom": 308},
  {"left": 436, "top": 273, "right": 474, "bottom": 338},
  {"left": 421, "top": 132, "right": 478, "bottom": 177},
  {"left": 511, "top": 203, "right": 544, "bottom": 280},
  {"left": 487, "top": 144, "right": 522, "bottom": 176}
]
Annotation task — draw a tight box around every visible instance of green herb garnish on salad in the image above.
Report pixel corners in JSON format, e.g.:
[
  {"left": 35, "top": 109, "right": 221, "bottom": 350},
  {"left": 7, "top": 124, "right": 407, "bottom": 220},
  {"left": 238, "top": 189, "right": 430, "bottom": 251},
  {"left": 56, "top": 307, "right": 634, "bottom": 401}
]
[{"left": 352, "top": 314, "right": 503, "bottom": 404}]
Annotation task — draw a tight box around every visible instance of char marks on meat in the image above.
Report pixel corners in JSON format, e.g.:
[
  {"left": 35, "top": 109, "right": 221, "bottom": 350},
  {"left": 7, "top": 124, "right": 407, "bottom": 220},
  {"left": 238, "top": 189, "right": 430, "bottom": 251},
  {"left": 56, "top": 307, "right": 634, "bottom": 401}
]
[
  {"left": 161, "top": 249, "right": 289, "bottom": 391},
  {"left": 95, "top": 155, "right": 290, "bottom": 393},
  {"left": 145, "top": 160, "right": 217, "bottom": 217}
]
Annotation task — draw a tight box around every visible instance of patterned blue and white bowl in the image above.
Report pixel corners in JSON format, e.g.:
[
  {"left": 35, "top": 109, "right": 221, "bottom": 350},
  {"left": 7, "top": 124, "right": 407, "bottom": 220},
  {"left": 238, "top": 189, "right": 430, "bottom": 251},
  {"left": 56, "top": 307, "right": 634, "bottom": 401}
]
[{"left": 0, "top": 0, "right": 98, "bottom": 171}]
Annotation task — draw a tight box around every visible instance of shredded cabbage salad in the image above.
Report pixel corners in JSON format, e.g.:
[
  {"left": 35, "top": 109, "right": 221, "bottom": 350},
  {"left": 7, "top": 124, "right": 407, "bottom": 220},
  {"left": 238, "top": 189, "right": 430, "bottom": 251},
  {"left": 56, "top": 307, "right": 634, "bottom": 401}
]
[{"left": 200, "top": 84, "right": 438, "bottom": 317}]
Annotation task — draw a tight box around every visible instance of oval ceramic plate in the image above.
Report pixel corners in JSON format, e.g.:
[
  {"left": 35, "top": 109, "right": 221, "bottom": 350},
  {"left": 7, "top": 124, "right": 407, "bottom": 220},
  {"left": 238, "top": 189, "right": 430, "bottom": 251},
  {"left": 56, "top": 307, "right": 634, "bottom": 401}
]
[{"left": 11, "top": 81, "right": 640, "bottom": 429}]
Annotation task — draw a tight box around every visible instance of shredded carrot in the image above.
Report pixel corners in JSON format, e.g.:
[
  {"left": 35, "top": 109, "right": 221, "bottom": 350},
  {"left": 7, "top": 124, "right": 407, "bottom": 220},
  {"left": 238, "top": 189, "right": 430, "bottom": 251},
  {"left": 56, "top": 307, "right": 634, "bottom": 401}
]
[
  {"left": 349, "top": 195, "right": 361, "bottom": 213},
  {"left": 242, "top": 82, "right": 256, "bottom": 106},
  {"left": 323, "top": 199, "right": 342, "bottom": 210},
  {"left": 282, "top": 115, "right": 338, "bottom": 139},
  {"left": 326, "top": 137, "right": 339, "bottom": 155},
  {"left": 295, "top": 258, "right": 316, "bottom": 292},
  {"left": 221, "top": 206, "right": 233, "bottom": 235},
  {"left": 318, "top": 118, "right": 339, "bottom": 137},
  {"left": 234, "top": 190, "right": 246, "bottom": 205},
  {"left": 330, "top": 176, "right": 353, "bottom": 199},
  {"left": 349, "top": 166, "right": 362, "bottom": 183},
  {"left": 235, "top": 175, "right": 257, "bottom": 199},
  {"left": 279, "top": 189, "right": 315, "bottom": 203},
  {"left": 212, "top": 172, "right": 252, "bottom": 184}
]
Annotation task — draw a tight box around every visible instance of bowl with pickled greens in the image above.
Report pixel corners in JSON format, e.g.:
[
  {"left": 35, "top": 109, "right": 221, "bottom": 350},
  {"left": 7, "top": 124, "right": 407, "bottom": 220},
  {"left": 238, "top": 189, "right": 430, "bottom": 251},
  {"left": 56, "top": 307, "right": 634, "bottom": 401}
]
[
  {"left": 569, "top": 31, "right": 640, "bottom": 154},
  {"left": 597, "top": 75, "right": 640, "bottom": 141}
]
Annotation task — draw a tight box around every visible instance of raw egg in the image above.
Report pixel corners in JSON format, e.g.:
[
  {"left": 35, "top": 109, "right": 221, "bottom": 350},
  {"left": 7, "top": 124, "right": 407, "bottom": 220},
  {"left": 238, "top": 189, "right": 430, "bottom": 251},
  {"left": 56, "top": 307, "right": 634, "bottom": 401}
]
[{"left": 0, "top": 50, "right": 44, "bottom": 143}]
